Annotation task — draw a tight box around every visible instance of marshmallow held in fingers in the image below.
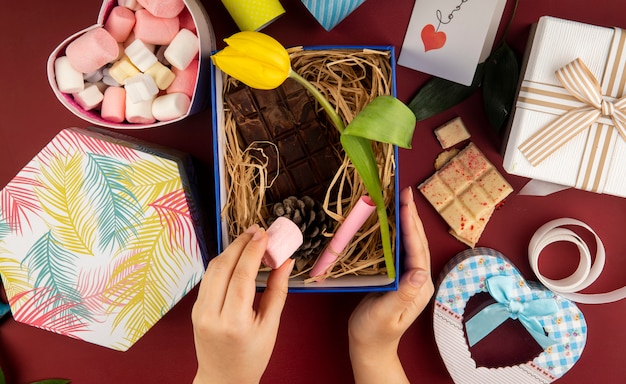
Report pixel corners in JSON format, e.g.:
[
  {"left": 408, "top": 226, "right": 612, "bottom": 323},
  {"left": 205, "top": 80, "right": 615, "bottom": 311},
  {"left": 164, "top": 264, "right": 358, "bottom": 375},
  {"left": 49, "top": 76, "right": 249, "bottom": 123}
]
[
  {"left": 104, "top": 6, "right": 136, "bottom": 43},
  {"left": 101, "top": 86, "right": 126, "bottom": 123},
  {"left": 133, "top": 9, "right": 180, "bottom": 45},
  {"left": 262, "top": 217, "right": 304, "bottom": 269},
  {"left": 164, "top": 29, "right": 199, "bottom": 70},
  {"left": 66, "top": 27, "right": 119, "bottom": 74},
  {"left": 137, "top": 0, "right": 185, "bottom": 18},
  {"left": 152, "top": 93, "right": 190, "bottom": 121},
  {"left": 55, "top": 56, "right": 84, "bottom": 93}
]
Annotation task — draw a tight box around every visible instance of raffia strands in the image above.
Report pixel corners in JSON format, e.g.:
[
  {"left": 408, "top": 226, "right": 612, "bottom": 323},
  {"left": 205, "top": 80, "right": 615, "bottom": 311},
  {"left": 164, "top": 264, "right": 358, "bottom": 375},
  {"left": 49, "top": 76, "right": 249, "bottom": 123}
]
[{"left": 222, "top": 48, "right": 396, "bottom": 280}]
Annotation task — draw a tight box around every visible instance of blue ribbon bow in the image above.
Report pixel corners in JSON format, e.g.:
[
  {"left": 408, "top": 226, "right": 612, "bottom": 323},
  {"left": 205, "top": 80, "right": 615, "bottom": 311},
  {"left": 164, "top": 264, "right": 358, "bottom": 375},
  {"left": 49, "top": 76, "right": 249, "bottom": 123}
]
[{"left": 465, "top": 275, "right": 559, "bottom": 349}]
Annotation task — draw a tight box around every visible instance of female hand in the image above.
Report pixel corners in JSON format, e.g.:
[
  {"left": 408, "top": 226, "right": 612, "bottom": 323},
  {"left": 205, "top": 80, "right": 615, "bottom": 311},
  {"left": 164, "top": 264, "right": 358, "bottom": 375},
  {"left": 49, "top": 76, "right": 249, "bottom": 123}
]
[
  {"left": 191, "top": 225, "right": 294, "bottom": 384},
  {"left": 348, "top": 186, "right": 434, "bottom": 384}
]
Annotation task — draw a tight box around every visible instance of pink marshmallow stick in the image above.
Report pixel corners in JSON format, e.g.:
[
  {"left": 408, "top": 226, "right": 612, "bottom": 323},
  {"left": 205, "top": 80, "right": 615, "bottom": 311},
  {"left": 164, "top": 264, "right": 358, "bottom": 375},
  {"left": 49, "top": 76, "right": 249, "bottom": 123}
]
[
  {"left": 133, "top": 9, "right": 180, "bottom": 46},
  {"left": 65, "top": 27, "right": 119, "bottom": 73},
  {"left": 262, "top": 217, "right": 303, "bottom": 269},
  {"left": 104, "top": 6, "right": 136, "bottom": 43},
  {"left": 310, "top": 196, "right": 376, "bottom": 278},
  {"left": 137, "top": 0, "right": 185, "bottom": 18}
]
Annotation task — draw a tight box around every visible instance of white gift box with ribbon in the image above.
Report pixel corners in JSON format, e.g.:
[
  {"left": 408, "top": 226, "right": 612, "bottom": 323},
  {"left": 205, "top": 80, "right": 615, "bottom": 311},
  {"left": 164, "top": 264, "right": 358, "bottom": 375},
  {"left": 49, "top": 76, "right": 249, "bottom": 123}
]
[{"left": 503, "top": 16, "right": 626, "bottom": 198}]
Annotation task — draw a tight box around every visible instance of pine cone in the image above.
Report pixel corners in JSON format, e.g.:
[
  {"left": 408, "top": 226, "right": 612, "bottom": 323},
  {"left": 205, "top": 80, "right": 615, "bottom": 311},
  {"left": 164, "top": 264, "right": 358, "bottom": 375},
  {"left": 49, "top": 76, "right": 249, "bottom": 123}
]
[{"left": 267, "top": 196, "right": 332, "bottom": 261}]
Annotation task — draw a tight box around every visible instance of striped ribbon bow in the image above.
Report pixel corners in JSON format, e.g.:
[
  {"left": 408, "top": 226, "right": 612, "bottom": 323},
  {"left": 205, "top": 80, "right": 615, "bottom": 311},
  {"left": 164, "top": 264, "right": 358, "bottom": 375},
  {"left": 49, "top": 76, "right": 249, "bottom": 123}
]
[{"left": 519, "top": 58, "right": 626, "bottom": 166}]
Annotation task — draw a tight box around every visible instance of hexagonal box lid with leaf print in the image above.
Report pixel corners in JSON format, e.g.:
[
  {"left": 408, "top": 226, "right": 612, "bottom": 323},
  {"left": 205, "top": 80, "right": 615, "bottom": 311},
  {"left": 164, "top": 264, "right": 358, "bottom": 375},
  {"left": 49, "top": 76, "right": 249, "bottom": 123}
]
[{"left": 0, "top": 127, "right": 209, "bottom": 351}]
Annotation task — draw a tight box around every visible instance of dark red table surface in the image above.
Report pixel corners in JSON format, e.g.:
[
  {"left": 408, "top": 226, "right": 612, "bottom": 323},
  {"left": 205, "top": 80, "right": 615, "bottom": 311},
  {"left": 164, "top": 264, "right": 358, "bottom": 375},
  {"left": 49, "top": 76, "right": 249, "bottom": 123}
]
[{"left": 0, "top": 1, "right": 625, "bottom": 383}]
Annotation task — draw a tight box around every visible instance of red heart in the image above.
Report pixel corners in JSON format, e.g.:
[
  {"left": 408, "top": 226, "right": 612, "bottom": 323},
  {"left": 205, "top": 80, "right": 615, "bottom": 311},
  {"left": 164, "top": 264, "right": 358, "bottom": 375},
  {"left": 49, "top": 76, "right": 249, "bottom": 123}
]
[{"left": 421, "top": 24, "right": 446, "bottom": 52}]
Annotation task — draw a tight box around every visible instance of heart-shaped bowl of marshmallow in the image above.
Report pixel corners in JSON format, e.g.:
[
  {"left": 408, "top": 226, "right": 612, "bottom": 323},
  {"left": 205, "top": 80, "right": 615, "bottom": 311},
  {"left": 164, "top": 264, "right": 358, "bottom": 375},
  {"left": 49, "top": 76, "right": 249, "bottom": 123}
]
[{"left": 47, "top": 0, "right": 215, "bottom": 129}]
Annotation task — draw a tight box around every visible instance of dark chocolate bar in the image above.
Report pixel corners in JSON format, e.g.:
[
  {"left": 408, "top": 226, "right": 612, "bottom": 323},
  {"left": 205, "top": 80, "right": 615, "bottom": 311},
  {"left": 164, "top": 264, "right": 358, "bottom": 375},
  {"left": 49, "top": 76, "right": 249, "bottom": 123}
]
[{"left": 225, "top": 78, "right": 342, "bottom": 204}]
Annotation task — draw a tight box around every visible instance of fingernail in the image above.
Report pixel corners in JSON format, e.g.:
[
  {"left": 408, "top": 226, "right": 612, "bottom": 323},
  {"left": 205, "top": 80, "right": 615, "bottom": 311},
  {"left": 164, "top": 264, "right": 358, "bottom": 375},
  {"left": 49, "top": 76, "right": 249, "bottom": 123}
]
[
  {"left": 245, "top": 224, "right": 259, "bottom": 234},
  {"left": 408, "top": 185, "right": 414, "bottom": 200},
  {"left": 409, "top": 269, "right": 428, "bottom": 288},
  {"left": 252, "top": 228, "right": 266, "bottom": 241}
]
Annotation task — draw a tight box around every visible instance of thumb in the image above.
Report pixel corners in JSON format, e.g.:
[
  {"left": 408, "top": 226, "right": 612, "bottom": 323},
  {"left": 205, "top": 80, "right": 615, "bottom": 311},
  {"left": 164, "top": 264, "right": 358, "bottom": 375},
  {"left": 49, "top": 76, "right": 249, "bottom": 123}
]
[{"left": 388, "top": 268, "right": 432, "bottom": 314}]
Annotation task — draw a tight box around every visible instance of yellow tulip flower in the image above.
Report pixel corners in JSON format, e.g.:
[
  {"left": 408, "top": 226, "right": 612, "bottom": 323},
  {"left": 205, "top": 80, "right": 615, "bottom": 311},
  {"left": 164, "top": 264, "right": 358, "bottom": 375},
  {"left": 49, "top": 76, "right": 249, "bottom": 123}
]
[{"left": 211, "top": 31, "right": 291, "bottom": 90}]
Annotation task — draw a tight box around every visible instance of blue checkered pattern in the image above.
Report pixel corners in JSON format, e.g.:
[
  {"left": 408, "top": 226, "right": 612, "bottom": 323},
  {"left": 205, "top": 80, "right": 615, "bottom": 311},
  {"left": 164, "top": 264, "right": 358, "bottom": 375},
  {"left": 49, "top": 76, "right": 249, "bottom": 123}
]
[
  {"left": 301, "top": 0, "right": 367, "bottom": 31},
  {"left": 435, "top": 248, "right": 587, "bottom": 379}
]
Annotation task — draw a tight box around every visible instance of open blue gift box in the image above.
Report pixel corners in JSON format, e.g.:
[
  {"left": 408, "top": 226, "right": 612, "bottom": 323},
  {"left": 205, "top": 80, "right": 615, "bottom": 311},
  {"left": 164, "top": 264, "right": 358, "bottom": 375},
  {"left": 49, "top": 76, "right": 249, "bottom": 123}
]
[{"left": 210, "top": 45, "right": 401, "bottom": 292}]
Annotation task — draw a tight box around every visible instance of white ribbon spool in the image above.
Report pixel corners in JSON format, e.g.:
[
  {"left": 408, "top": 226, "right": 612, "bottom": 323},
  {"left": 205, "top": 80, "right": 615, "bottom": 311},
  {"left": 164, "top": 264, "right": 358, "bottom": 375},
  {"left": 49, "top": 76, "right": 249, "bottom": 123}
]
[{"left": 528, "top": 218, "right": 626, "bottom": 304}]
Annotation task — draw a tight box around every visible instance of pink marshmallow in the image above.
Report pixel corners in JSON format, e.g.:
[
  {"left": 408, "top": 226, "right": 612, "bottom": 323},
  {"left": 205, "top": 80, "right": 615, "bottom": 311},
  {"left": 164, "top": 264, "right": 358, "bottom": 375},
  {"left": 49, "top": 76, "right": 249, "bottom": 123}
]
[
  {"left": 104, "top": 6, "right": 136, "bottom": 43},
  {"left": 137, "top": 0, "right": 185, "bottom": 18},
  {"left": 133, "top": 9, "right": 180, "bottom": 46},
  {"left": 310, "top": 196, "right": 376, "bottom": 278},
  {"left": 166, "top": 59, "right": 197, "bottom": 97},
  {"left": 101, "top": 87, "right": 126, "bottom": 123},
  {"left": 65, "top": 27, "right": 120, "bottom": 73},
  {"left": 262, "top": 217, "right": 303, "bottom": 269},
  {"left": 178, "top": 7, "right": 197, "bottom": 33}
]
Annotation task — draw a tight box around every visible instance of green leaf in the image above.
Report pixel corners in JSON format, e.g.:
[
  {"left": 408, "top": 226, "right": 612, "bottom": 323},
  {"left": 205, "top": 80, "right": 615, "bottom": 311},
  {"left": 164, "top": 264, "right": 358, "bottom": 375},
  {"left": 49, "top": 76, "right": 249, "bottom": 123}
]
[
  {"left": 0, "top": 365, "right": 5, "bottom": 384},
  {"left": 482, "top": 42, "right": 520, "bottom": 132},
  {"left": 340, "top": 96, "right": 416, "bottom": 280},
  {"left": 340, "top": 134, "right": 395, "bottom": 280},
  {"left": 29, "top": 380, "right": 71, "bottom": 384},
  {"left": 408, "top": 63, "right": 485, "bottom": 121},
  {"left": 343, "top": 96, "right": 416, "bottom": 148}
]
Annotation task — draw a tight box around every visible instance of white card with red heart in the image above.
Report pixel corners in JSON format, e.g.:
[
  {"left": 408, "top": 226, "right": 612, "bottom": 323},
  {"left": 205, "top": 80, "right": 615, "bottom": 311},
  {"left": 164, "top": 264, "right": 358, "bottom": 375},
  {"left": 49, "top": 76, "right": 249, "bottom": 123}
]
[{"left": 398, "top": 0, "right": 506, "bottom": 86}]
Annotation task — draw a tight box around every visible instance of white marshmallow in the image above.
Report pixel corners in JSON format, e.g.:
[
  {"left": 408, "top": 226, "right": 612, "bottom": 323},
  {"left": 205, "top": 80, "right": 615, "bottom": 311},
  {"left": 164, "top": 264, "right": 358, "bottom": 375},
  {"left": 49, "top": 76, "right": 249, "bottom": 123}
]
[
  {"left": 87, "top": 81, "right": 109, "bottom": 93},
  {"left": 164, "top": 29, "right": 199, "bottom": 70},
  {"left": 125, "top": 95, "right": 155, "bottom": 124},
  {"left": 102, "top": 67, "right": 121, "bottom": 86},
  {"left": 55, "top": 56, "right": 84, "bottom": 93},
  {"left": 118, "top": 0, "right": 144, "bottom": 11},
  {"left": 73, "top": 84, "right": 104, "bottom": 111},
  {"left": 125, "top": 39, "right": 158, "bottom": 72},
  {"left": 83, "top": 69, "right": 103, "bottom": 83},
  {"left": 152, "top": 93, "right": 190, "bottom": 121},
  {"left": 124, "top": 73, "right": 159, "bottom": 103}
]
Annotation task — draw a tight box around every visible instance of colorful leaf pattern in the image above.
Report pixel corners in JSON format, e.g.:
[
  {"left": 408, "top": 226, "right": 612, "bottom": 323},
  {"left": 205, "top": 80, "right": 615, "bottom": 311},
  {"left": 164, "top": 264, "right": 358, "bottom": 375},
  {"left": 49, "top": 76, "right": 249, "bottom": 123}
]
[{"left": 0, "top": 128, "right": 205, "bottom": 351}]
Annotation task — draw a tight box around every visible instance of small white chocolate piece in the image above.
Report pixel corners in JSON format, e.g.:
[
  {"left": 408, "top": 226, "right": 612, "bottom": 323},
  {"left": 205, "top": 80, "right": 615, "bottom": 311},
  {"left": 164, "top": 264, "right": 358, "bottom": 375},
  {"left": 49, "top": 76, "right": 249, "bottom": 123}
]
[{"left": 434, "top": 116, "right": 471, "bottom": 149}]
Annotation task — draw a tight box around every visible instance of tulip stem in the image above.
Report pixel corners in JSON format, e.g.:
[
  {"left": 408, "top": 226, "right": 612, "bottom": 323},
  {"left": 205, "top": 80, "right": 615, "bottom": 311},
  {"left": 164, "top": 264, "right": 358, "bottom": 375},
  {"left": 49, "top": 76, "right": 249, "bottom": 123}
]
[{"left": 289, "top": 70, "right": 345, "bottom": 133}]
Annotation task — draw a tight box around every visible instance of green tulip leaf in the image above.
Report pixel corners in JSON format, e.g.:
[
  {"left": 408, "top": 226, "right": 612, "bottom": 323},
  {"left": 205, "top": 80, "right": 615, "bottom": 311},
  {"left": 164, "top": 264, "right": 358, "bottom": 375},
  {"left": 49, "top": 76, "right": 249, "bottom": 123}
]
[
  {"left": 408, "top": 63, "right": 485, "bottom": 121},
  {"left": 0, "top": 366, "right": 5, "bottom": 384},
  {"left": 482, "top": 42, "right": 519, "bottom": 132},
  {"left": 340, "top": 134, "right": 395, "bottom": 280},
  {"left": 29, "top": 380, "right": 71, "bottom": 384},
  {"left": 343, "top": 96, "right": 416, "bottom": 148},
  {"left": 340, "top": 96, "right": 417, "bottom": 280}
]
